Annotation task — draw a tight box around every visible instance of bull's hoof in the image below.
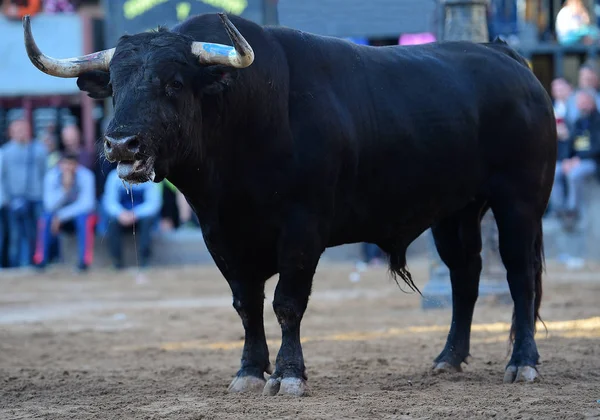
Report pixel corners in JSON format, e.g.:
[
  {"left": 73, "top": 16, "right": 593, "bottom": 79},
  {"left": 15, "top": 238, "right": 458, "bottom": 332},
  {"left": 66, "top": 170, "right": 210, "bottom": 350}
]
[
  {"left": 263, "top": 377, "right": 308, "bottom": 397},
  {"left": 227, "top": 375, "right": 266, "bottom": 393},
  {"left": 503, "top": 365, "right": 539, "bottom": 383},
  {"left": 432, "top": 361, "right": 463, "bottom": 374}
]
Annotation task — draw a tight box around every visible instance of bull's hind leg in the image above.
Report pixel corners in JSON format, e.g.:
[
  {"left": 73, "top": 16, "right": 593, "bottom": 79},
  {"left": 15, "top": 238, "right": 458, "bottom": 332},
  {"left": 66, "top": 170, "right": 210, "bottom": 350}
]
[
  {"left": 491, "top": 197, "right": 544, "bottom": 383},
  {"left": 431, "top": 201, "right": 486, "bottom": 373}
]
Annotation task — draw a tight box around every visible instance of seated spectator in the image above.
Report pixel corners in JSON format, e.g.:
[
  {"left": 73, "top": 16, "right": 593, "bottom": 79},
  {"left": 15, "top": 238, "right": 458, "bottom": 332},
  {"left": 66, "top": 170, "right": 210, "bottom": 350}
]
[
  {"left": 1, "top": 118, "right": 47, "bottom": 268},
  {"left": 60, "top": 124, "right": 94, "bottom": 170},
  {"left": 555, "top": 0, "right": 600, "bottom": 46},
  {"left": 35, "top": 152, "right": 96, "bottom": 272},
  {"left": 551, "top": 88, "right": 600, "bottom": 227},
  {"left": 102, "top": 169, "right": 162, "bottom": 269}
]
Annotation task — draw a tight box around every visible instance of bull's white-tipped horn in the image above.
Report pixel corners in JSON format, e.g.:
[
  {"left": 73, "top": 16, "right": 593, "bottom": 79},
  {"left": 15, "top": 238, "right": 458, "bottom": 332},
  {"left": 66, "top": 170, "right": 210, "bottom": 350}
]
[
  {"left": 190, "top": 13, "right": 254, "bottom": 68},
  {"left": 23, "top": 15, "right": 115, "bottom": 78}
]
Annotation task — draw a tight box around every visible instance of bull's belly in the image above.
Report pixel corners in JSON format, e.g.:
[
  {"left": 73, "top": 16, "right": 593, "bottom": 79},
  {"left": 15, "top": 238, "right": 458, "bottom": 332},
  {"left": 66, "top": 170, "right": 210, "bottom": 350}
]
[{"left": 326, "top": 188, "right": 480, "bottom": 248}]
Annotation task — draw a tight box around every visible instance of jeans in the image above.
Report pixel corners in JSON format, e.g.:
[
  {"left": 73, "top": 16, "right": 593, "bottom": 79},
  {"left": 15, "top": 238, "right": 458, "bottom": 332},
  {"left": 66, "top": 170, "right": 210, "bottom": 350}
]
[
  {"left": 107, "top": 216, "right": 155, "bottom": 267},
  {"left": 0, "top": 206, "right": 8, "bottom": 268},
  {"left": 34, "top": 212, "right": 96, "bottom": 269},
  {"left": 7, "top": 200, "right": 42, "bottom": 267},
  {"left": 551, "top": 159, "right": 597, "bottom": 213}
]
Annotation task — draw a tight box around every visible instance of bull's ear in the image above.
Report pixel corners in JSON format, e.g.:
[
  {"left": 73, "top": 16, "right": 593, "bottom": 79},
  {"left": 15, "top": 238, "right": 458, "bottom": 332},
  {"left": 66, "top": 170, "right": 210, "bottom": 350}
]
[
  {"left": 77, "top": 70, "right": 112, "bottom": 99},
  {"left": 201, "top": 66, "right": 237, "bottom": 95}
]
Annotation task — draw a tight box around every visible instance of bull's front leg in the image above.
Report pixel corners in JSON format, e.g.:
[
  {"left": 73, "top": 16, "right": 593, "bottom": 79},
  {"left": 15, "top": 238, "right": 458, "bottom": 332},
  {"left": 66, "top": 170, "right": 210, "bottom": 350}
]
[
  {"left": 263, "top": 216, "right": 324, "bottom": 397},
  {"left": 227, "top": 279, "right": 272, "bottom": 393}
]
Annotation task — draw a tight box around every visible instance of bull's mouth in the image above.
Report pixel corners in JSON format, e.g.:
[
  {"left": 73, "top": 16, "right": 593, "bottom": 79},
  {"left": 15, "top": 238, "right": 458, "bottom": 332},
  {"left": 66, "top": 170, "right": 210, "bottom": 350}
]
[{"left": 117, "top": 157, "right": 156, "bottom": 184}]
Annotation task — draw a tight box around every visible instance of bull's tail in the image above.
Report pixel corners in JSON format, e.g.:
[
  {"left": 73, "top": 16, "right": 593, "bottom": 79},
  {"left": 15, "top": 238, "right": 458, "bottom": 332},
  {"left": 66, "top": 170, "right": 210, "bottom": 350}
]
[
  {"left": 509, "top": 219, "right": 546, "bottom": 344},
  {"left": 387, "top": 247, "right": 421, "bottom": 294},
  {"left": 533, "top": 220, "right": 546, "bottom": 336}
]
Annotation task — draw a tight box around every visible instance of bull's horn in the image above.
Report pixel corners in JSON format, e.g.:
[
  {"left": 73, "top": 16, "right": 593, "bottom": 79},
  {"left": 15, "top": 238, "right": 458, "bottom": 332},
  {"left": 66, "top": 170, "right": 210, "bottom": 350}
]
[
  {"left": 23, "top": 15, "right": 115, "bottom": 78},
  {"left": 190, "top": 13, "right": 254, "bottom": 68}
]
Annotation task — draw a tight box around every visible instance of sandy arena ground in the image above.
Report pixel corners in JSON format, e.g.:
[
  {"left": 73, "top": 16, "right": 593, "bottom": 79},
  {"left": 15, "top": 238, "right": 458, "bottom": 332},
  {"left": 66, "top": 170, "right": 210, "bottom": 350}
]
[{"left": 1, "top": 257, "right": 599, "bottom": 419}]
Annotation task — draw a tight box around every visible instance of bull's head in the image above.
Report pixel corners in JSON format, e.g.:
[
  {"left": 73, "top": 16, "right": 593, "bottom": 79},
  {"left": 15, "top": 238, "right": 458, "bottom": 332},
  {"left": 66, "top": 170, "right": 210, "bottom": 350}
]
[{"left": 23, "top": 13, "right": 254, "bottom": 183}]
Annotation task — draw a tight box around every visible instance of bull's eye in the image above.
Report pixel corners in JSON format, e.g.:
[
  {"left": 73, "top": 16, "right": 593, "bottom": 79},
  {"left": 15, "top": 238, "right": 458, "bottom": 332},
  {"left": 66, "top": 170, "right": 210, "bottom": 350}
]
[{"left": 169, "top": 80, "right": 183, "bottom": 90}]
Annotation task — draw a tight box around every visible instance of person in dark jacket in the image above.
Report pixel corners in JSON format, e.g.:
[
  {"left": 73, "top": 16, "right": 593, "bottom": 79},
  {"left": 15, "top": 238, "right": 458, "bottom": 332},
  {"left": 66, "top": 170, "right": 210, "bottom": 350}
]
[{"left": 551, "top": 88, "right": 600, "bottom": 223}]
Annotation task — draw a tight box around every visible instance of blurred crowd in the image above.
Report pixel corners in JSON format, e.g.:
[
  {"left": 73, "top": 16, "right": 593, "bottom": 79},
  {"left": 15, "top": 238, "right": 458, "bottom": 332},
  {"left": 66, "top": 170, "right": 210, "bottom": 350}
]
[
  {"left": 2, "top": 0, "right": 79, "bottom": 19},
  {"left": 551, "top": 60, "right": 600, "bottom": 230},
  {"left": 0, "top": 113, "right": 199, "bottom": 272}
]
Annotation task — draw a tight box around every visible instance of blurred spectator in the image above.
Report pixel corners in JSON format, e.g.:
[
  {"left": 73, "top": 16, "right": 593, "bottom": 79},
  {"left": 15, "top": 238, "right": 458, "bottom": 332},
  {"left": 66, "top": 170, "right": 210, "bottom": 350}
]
[
  {"left": 102, "top": 169, "right": 162, "bottom": 269},
  {"left": 159, "top": 181, "right": 180, "bottom": 232},
  {"left": 0, "top": 145, "right": 6, "bottom": 268},
  {"left": 60, "top": 124, "right": 94, "bottom": 170},
  {"left": 35, "top": 152, "right": 96, "bottom": 272},
  {"left": 552, "top": 77, "right": 573, "bottom": 124},
  {"left": 42, "top": 129, "right": 61, "bottom": 170},
  {"left": 551, "top": 78, "right": 573, "bottom": 218},
  {"left": 566, "top": 62, "right": 600, "bottom": 127},
  {"left": 177, "top": 189, "right": 197, "bottom": 227},
  {"left": 43, "top": 0, "right": 76, "bottom": 13},
  {"left": 555, "top": 0, "right": 600, "bottom": 45},
  {"left": 362, "top": 243, "right": 385, "bottom": 266},
  {"left": 1, "top": 118, "right": 47, "bottom": 267},
  {"left": 2, "top": 0, "right": 42, "bottom": 20},
  {"left": 551, "top": 88, "right": 600, "bottom": 226},
  {"left": 577, "top": 62, "right": 600, "bottom": 90},
  {"left": 160, "top": 180, "right": 198, "bottom": 231}
]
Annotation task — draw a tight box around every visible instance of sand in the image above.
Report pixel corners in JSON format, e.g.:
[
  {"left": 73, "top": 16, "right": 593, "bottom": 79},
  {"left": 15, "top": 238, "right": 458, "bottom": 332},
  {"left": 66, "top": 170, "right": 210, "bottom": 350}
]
[{"left": 1, "top": 258, "right": 599, "bottom": 419}]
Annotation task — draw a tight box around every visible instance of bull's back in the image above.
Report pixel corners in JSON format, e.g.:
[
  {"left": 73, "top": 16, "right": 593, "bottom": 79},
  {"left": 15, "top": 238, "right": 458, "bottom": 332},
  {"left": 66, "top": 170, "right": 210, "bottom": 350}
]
[
  {"left": 276, "top": 29, "right": 552, "bottom": 168},
  {"left": 271, "top": 29, "right": 555, "bottom": 243}
]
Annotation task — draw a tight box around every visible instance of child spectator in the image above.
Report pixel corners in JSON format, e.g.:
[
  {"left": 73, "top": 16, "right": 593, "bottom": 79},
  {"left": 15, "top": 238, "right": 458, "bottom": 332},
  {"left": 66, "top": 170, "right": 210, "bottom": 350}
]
[
  {"left": 102, "top": 169, "right": 162, "bottom": 269},
  {"left": 35, "top": 152, "right": 96, "bottom": 271}
]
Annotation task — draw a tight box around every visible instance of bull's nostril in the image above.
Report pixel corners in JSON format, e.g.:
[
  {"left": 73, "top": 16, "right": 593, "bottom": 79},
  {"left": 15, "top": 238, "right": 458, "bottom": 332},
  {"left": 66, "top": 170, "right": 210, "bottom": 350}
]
[
  {"left": 127, "top": 138, "right": 140, "bottom": 153},
  {"left": 105, "top": 139, "right": 112, "bottom": 150}
]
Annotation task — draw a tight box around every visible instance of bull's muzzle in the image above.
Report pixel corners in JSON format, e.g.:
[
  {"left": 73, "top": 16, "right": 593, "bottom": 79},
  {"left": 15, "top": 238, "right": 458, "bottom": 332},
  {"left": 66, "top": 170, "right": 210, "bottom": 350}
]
[{"left": 104, "top": 135, "right": 139, "bottom": 163}]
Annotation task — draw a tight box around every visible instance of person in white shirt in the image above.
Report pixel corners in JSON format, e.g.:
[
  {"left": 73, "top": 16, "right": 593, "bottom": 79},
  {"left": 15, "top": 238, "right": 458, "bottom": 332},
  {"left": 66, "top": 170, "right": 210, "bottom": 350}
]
[{"left": 555, "top": 0, "right": 600, "bottom": 45}]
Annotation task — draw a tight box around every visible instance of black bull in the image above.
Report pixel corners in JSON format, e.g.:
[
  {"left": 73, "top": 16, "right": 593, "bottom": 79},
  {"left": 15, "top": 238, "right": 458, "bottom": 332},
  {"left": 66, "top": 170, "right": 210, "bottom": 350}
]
[{"left": 24, "top": 13, "right": 556, "bottom": 395}]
